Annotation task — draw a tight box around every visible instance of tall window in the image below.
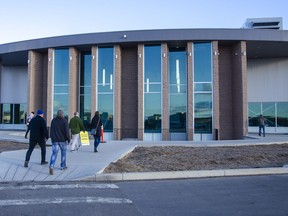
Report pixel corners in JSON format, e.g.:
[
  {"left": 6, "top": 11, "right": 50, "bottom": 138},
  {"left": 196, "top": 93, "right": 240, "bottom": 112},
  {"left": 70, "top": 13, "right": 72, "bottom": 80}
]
[
  {"left": 54, "top": 49, "right": 69, "bottom": 118},
  {"left": 169, "top": 48, "right": 187, "bottom": 132},
  {"left": 80, "top": 51, "right": 92, "bottom": 129},
  {"left": 144, "top": 45, "right": 162, "bottom": 132},
  {"left": 97, "top": 47, "right": 114, "bottom": 132},
  {"left": 193, "top": 43, "right": 212, "bottom": 133}
]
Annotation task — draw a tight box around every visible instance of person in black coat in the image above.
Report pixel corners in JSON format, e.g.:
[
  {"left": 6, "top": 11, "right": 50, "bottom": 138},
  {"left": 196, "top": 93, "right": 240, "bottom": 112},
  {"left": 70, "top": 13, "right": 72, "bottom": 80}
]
[
  {"left": 24, "top": 109, "right": 49, "bottom": 167},
  {"left": 90, "top": 111, "right": 103, "bottom": 152}
]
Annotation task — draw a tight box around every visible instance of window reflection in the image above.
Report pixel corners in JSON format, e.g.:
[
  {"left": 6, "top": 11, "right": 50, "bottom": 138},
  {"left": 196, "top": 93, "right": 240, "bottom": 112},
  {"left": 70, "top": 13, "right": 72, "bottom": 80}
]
[
  {"left": 169, "top": 49, "right": 187, "bottom": 132},
  {"left": 194, "top": 43, "right": 212, "bottom": 134},
  {"left": 97, "top": 47, "right": 114, "bottom": 132},
  {"left": 277, "top": 102, "right": 288, "bottom": 127},
  {"left": 248, "top": 102, "right": 288, "bottom": 127},
  {"left": 144, "top": 45, "right": 162, "bottom": 132},
  {"left": 54, "top": 49, "right": 69, "bottom": 117},
  {"left": 80, "top": 51, "right": 92, "bottom": 129}
]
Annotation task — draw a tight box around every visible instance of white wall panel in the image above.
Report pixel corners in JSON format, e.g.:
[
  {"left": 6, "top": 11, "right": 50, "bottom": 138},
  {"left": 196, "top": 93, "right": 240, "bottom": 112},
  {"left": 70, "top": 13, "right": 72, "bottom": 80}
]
[
  {"left": 0, "top": 66, "right": 27, "bottom": 103},
  {"left": 247, "top": 58, "right": 288, "bottom": 102}
]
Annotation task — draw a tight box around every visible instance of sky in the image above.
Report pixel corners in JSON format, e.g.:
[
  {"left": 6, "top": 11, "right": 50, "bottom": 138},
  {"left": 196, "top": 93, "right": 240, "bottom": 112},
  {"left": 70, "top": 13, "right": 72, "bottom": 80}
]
[{"left": 1, "top": 0, "right": 288, "bottom": 44}]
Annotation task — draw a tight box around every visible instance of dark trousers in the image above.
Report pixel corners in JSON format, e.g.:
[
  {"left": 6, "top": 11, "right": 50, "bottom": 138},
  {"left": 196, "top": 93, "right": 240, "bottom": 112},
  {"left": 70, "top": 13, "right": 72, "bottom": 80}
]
[
  {"left": 259, "top": 125, "right": 265, "bottom": 137},
  {"left": 25, "top": 139, "right": 46, "bottom": 163}
]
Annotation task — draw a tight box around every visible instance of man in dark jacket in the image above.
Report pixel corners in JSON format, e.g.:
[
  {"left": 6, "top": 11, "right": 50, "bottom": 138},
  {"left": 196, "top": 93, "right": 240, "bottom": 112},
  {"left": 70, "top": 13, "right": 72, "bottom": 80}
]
[
  {"left": 49, "top": 110, "right": 70, "bottom": 175},
  {"left": 24, "top": 109, "right": 49, "bottom": 167}
]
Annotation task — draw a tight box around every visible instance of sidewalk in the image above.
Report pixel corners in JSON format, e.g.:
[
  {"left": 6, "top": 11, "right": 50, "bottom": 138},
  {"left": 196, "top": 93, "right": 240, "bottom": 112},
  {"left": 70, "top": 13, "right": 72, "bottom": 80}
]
[{"left": 0, "top": 130, "right": 288, "bottom": 182}]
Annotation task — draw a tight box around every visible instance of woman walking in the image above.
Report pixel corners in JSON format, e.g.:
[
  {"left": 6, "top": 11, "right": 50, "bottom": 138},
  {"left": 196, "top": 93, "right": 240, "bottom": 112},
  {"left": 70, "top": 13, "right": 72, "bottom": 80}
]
[{"left": 90, "top": 111, "right": 103, "bottom": 152}]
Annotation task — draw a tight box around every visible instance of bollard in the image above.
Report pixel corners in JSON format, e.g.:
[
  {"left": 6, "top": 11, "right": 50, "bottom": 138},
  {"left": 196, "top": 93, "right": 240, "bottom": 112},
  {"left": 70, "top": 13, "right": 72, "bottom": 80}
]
[{"left": 100, "top": 125, "right": 106, "bottom": 143}]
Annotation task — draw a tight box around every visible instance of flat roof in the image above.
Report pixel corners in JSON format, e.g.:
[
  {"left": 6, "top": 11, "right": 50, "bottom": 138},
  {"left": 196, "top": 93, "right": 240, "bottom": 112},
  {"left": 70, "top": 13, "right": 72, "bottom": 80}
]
[{"left": 1, "top": 28, "right": 288, "bottom": 65}]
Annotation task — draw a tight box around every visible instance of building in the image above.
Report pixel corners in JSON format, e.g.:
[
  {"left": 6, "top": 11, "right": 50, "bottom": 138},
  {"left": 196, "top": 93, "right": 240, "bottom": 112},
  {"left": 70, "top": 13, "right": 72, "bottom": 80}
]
[{"left": 1, "top": 28, "right": 288, "bottom": 141}]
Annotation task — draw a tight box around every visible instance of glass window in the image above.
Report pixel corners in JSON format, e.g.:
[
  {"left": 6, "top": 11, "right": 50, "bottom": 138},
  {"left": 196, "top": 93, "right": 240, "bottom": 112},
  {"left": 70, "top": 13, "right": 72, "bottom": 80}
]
[
  {"left": 144, "top": 94, "right": 162, "bottom": 132},
  {"left": 2, "top": 104, "right": 12, "bottom": 124},
  {"left": 144, "top": 45, "right": 162, "bottom": 132},
  {"left": 248, "top": 102, "right": 261, "bottom": 126},
  {"left": 193, "top": 42, "right": 213, "bottom": 134},
  {"left": 277, "top": 102, "right": 288, "bottom": 127},
  {"left": 263, "top": 102, "right": 275, "bottom": 127},
  {"left": 194, "top": 93, "right": 212, "bottom": 133},
  {"left": 80, "top": 52, "right": 92, "bottom": 129},
  {"left": 97, "top": 47, "right": 114, "bottom": 132},
  {"left": 98, "top": 94, "right": 113, "bottom": 131},
  {"left": 169, "top": 49, "right": 187, "bottom": 132},
  {"left": 194, "top": 43, "right": 212, "bottom": 82},
  {"left": 54, "top": 49, "right": 69, "bottom": 117},
  {"left": 14, "top": 104, "right": 25, "bottom": 124}
]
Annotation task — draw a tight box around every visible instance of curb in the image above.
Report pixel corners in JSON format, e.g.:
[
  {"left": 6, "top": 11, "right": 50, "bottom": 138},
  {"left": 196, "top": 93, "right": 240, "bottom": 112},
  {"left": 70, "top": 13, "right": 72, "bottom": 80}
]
[{"left": 93, "top": 167, "right": 288, "bottom": 181}]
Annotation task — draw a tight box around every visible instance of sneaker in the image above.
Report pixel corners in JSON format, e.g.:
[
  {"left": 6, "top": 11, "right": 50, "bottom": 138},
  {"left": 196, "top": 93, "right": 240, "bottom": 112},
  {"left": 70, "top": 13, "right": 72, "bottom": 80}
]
[
  {"left": 49, "top": 167, "right": 54, "bottom": 175},
  {"left": 41, "top": 161, "right": 48, "bottom": 165},
  {"left": 76, "top": 144, "right": 81, "bottom": 150},
  {"left": 61, "top": 166, "right": 68, "bottom": 170},
  {"left": 24, "top": 161, "right": 28, "bottom": 167}
]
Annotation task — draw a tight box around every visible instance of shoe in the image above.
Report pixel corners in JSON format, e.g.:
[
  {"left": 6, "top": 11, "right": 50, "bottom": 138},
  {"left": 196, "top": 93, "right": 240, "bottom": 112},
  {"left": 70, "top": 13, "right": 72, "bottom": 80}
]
[
  {"left": 24, "top": 161, "right": 28, "bottom": 167},
  {"left": 76, "top": 144, "right": 81, "bottom": 150},
  {"left": 41, "top": 161, "right": 48, "bottom": 165},
  {"left": 94, "top": 149, "right": 98, "bottom": 153},
  {"left": 49, "top": 167, "right": 53, "bottom": 175},
  {"left": 24, "top": 136, "right": 28, "bottom": 139},
  {"left": 61, "top": 166, "right": 68, "bottom": 170}
]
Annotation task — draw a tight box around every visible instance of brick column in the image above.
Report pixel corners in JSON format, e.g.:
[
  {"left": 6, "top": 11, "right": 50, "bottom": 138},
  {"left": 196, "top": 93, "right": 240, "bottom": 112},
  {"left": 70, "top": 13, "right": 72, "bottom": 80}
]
[
  {"left": 187, "top": 42, "right": 194, "bottom": 140},
  {"left": 232, "top": 41, "right": 248, "bottom": 138},
  {"left": 137, "top": 44, "right": 144, "bottom": 140},
  {"left": 91, "top": 46, "right": 97, "bottom": 118},
  {"left": 114, "top": 45, "right": 122, "bottom": 140},
  {"left": 162, "top": 43, "right": 169, "bottom": 141},
  {"left": 69, "top": 47, "right": 79, "bottom": 119},
  {"left": 28, "top": 50, "right": 48, "bottom": 121},
  {"left": 212, "top": 41, "right": 220, "bottom": 140}
]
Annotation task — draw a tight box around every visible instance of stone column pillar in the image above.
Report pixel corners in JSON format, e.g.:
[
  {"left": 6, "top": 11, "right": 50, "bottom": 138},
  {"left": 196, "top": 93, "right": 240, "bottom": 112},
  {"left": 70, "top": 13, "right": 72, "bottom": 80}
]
[
  {"left": 187, "top": 42, "right": 194, "bottom": 140},
  {"left": 114, "top": 45, "right": 122, "bottom": 140},
  {"left": 69, "top": 47, "right": 79, "bottom": 119},
  {"left": 212, "top": 41, "right": 220, "bottom": 140},
  {"left": 161, "top": 43, "right": 169, "bottom": 141},
  {"left": 137, "top": 44, "right": 144, "bottom": 140}
]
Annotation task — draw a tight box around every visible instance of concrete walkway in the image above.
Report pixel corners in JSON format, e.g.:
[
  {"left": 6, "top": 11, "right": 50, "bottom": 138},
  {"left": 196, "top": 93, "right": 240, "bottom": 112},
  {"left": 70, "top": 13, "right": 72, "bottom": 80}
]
[{"left": 0, "top": 130, "right": 288, "bottom": 182}]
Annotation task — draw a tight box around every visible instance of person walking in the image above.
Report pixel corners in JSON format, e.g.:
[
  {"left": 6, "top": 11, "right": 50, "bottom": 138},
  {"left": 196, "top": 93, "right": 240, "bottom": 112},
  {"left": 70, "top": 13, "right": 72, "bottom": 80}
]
[
  {"left": 49, "top": 110, "right": 70, "bottom": 175},
  {"left": 24, "top": 111, "right": 34, "bottom": 139},
  {"left": 69, "top": 112, "right": 85, "bottom": 151},
  {"left": 258, "top": 114, "right": 267, "bottom": 137},
  {"left": 90, "top": 111, "right": 103, "bottom": 153},
  {"left": 24, "top": 110, "right": 49, "bottom": 167}
]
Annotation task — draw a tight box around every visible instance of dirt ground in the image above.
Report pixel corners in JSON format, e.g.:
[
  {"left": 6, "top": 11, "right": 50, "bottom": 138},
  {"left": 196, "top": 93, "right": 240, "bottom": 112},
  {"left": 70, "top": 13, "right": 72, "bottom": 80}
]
[
  {"left": 0, "top": 141, "right": 29, "bottom": 153},
  {"left": 103, "top": 144, "right": 288, "bottom": 173},
  {"left": 1, "top": 141, "right": 288, "bottom": 173}
]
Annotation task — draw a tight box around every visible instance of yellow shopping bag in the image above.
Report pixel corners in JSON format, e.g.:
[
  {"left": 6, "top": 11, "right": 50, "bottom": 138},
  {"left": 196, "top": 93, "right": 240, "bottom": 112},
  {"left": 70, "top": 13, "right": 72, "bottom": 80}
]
[{"left": 80, "top": 131, "right": 90, "bottom": 145}]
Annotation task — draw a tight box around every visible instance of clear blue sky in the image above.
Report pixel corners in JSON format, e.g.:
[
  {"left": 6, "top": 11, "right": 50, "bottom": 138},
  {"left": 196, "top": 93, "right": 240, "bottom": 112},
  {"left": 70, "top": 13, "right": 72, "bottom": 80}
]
[{"left": 1, "top": 0, "right": 287, "bottom": 44}]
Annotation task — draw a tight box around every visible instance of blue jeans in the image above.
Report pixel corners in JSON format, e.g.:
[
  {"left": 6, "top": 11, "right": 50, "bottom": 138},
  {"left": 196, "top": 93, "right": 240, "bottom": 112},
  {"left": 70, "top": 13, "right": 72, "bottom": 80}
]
[
  {"left": 93, "top": 135, "right": 101, "bottom": 150},
  {"left": 259, "top": 125, "right": 265, "bottom": 137},
  {"left": 49, "top": 142, "right": 67, "bottom": 169}
]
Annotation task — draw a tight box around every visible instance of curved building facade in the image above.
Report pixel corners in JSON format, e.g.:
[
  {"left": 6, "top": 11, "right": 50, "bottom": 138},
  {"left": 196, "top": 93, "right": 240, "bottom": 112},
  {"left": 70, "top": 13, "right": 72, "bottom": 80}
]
[{"left": 1, "top": 29, "right": 288, "bottom": 141}]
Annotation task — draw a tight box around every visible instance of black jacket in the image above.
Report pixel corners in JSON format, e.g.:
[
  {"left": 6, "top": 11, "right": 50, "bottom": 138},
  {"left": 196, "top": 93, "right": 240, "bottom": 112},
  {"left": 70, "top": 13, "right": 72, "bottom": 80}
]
[
  {"left": 90, "top": 115, "right": 103, "bottom": 137},
  {"left": 28, "top": 115, "right": 49, "bottom": 141},
  {"left": 50, "top": 117, "right": 70, "bottom": 143}
]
